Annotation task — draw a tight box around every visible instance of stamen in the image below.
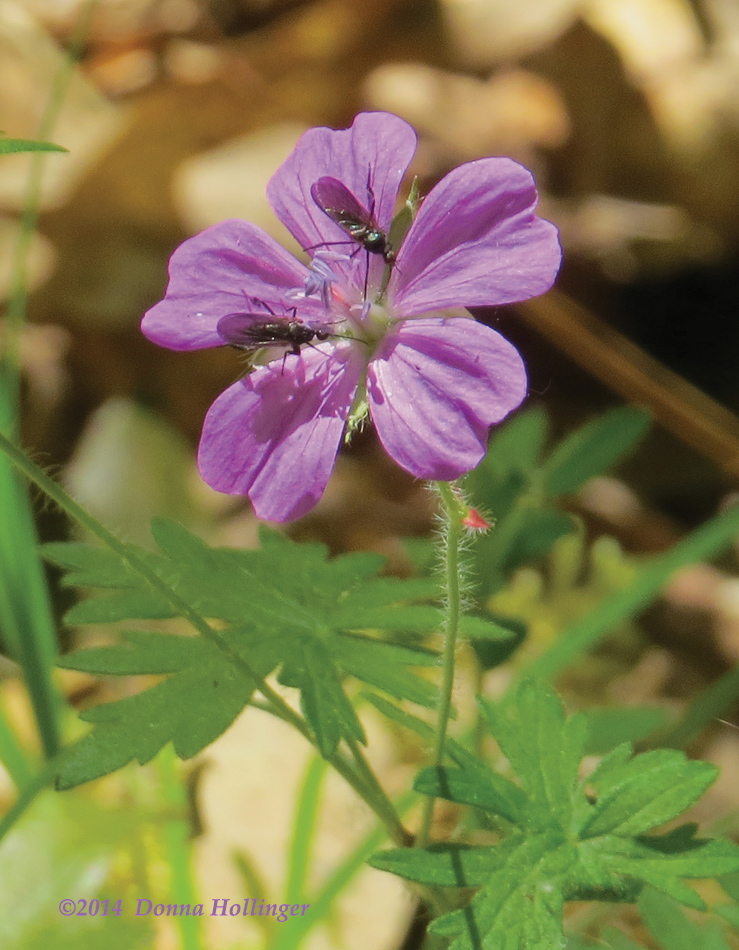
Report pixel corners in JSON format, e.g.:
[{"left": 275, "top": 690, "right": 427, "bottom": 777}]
[{"left": 287, "top": 250, "right": 350, "bottom": 309}]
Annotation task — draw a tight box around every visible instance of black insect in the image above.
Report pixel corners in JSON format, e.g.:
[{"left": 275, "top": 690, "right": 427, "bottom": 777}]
[
  {"left": 310, "top": 176, "right": 395, "bottom": 265},
  {"left": 218, "top": 312, "right": 331, "bottom": 356}
]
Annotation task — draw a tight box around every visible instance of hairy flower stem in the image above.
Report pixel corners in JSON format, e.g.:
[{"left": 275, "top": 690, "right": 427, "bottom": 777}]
[
  {"left": 416, "top": 481, "right": 465, "bottom": 849},
  {"left": 0, "top": 431, "right": 411, "bottom": 847}
]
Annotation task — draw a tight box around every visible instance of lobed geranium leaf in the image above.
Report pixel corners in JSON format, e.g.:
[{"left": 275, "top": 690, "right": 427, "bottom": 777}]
[
  {"left": 57, "top": 631, "right": 279, "bottom": 789},
  {"left": 579, "top": 750, "right": 718, "bottom": 838},
  {"left": 329, "top": 603, "right": 441, "bottom": 632},
  {"left": 335, "top": 639, "right": 439, "bottom": 708},
  {"left": 481, "top": 682, "right": 586, "bottom": 826},
  {"left": 57, "top": 630, "right": 207, "bottom": 675},
  {"left": 588, "top": 832, "right": 739, "bottom": 904},
  {"left": 428, "top": 831, "right": 573, "bottom": 950},
  {"left": 49, "top": 519, "right": 443, "bottom": 776},
  {"left": 368, "top": 842, "right": 504, "bottom": 887},
  {"left": 42, "top": 541, "right": 140, "bottom": 587},
  {"left": 413, "top": 765, "right": 527, "bottom": 825},
  {"left": 63, "top": 590, "right": 176, "bottom": 623},
  {"left": 279, "top": 638, "right": 366, "bottom": 756}
]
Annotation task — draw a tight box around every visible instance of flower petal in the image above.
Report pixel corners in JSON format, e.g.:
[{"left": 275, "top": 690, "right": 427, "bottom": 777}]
[
  {"left": 392, "top": 158, "right": 561, "bottom": 315},
  {"left": 141, "top": 220, "right": 323, "bottom": 351},
  {"left": 197, "top": 343, "right": 363, "bottom": 521},
  {"left": 367, "top": 317, "right": 527, "bottom": 480},
  {"left": 266, "top": 112, "right": 417, "bottom": 255}
]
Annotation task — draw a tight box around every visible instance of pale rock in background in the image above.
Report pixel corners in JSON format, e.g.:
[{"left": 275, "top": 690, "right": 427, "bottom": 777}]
[
  {"left": 63, "top": 397, "right": 197, "bottom": 545},
  {"left": 439, "top": 0, "right": 582, "bottom": 66},
  {"left": 173, "top": 123, "right": 307, "bottom": 255}
]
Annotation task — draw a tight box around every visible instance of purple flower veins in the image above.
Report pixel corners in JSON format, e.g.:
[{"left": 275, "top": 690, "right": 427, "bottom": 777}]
[{"left": 142, "top": 112, "right": 562, "bottom": 522}]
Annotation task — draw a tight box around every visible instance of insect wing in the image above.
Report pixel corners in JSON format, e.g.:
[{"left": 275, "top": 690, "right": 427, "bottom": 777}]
[
  {"left": 217, "top": 313, "right": 280, "bottom": 349},
  {"left": 311, "top": 176, "right": 372, "bottom": 229}
]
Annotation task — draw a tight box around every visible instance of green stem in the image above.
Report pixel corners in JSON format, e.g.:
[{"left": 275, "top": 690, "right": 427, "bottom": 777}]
[
  {"left": 0, "top": 749, "right": 69, "bottom": 842},
  {"left": 0, "top": 431, "right": 412, "bottom": 846},
  {"left": 416, "top": 481, "right": 465, "bottom": 849},
  {"left": 0, "top": 691, "right": 33, "bottom": 789}
]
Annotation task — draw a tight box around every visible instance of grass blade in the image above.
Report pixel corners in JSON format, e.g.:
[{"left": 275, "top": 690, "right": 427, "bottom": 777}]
[
  {"left": 157, "top": 745, "right": 201, "bottom": 950},
  {"left": 285, "top": 756, "right": 326, "bottom": 904}
]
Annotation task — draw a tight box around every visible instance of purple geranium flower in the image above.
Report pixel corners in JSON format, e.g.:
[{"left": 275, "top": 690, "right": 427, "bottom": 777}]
[{"left": 142, "top": 112, "right": 561, "bottom": 521}]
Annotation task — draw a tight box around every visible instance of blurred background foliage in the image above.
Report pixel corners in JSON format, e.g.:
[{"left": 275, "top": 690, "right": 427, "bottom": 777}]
[{"left": 5, "top": 1, "right": 739, "bottom": 948}]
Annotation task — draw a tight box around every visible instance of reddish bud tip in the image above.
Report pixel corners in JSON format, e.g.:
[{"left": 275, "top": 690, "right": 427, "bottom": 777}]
[{"left": 462, "top": 507, "right": 490, "bottom": 531}]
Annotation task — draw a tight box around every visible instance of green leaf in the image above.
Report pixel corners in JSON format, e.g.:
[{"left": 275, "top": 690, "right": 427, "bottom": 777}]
[
  {"left": 335, "top": 638, "right": 439, "bottom": 708},
  {"left": 580, "top": 832, "right": 739, "bottom": 909},
  {"left": 579, "top": 750, "right": 719, "bottom": 838},
  {"left": 0, "top": 135, "right": 67, "bottom": 155},
  {"left": 63, "top": 589, "right": 176, "bottom": 623},
  {"left": 280, "top": 638, "right": 365, "bottom": 757},
  {"left": 57, "top": 630, "right": 276, "bottom": 788},
  {"left": 361, "top": 693, "right": 482, "bottom": 773},
  {"left": 481, "top": 682, "right": 586, "bottom": 827},
  {"left": 428, "top": 831, "right": 573, "bottom": 950},
  {"left": 42, "top": 541, "right": 141, "bottom": 588},
  {"left": 458, "top": 614, "right": 520, "bottom": 641},
  {"left": 369, "top": 842, "right": 504, "bottom": 887},
  {"left": 58, "top": 630, "right": 208, "bottom": 674},
  {"left": 413, "top": 765, "right": 528, "bottom": 825},
  {"left": 330, "top": 603, "right": 442, "bottom": 632},
  {"left": 51, "top": 520, "right": 444, "bottom": 770},
  {"left": 541, "top": 407, "right": 650, "bottom": 498}
]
